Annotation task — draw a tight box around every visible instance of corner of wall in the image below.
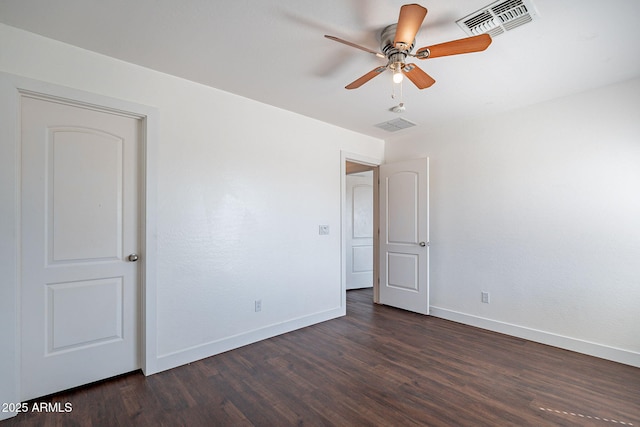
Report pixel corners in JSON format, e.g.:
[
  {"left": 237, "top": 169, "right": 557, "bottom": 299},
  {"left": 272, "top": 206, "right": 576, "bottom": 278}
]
[{"left": 0, "top": 71, "right": 20, "bottom": 422}]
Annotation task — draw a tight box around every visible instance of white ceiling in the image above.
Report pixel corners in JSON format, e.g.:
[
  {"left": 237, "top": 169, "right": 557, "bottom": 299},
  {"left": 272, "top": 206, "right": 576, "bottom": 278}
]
[{"left": 1, "top": 0, "right": 639, "bottom": 141}]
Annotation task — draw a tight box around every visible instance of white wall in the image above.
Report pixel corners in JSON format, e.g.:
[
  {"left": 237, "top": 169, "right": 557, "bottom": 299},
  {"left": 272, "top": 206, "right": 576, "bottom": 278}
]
[
  {"left": 0, "top": 23, "right": 383, "bottom": 417},
  {"left": 386, "top": 77, "right": 640, "bottom": 367}
]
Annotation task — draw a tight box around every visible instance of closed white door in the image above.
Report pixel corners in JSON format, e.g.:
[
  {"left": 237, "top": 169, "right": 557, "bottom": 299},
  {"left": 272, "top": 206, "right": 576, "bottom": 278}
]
[
  {"left": 20, "top": 95, "right": 141, "bottom": 401},
  {"left": 346, "top": 172, "right": 374, "bottom": 289},
  {"left": 379, "top": 158, "right": 429, "bottom": 314}
]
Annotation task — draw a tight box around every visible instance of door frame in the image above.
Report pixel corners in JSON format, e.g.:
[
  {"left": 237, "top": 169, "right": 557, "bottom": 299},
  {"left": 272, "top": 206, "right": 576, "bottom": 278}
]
[
  {"left": 0, "top": 72, "right": 159, "bottom": 418},
  {"left": 341, "top": 151, "right": 382, "bottom": 308}
]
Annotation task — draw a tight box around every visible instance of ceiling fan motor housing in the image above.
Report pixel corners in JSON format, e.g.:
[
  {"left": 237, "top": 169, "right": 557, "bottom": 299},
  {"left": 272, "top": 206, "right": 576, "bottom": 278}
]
[{"left": 381, "top": 24, "right": 414, "bottom": 68}]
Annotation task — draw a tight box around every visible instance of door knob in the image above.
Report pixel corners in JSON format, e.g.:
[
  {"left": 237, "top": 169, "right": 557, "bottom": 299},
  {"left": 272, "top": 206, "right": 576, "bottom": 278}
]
[
  {"left": 128, "top": 254, "right": 139, "bottom": 262},
  {"left": 419, "top": 242, "right": 426, "bottom": 247}
]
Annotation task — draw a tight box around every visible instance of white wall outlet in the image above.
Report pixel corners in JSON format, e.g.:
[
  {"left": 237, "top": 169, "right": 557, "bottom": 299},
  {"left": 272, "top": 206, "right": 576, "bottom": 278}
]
[
  {"left": 255, "top": 299, "right": 262, "bottom": 312},
  {"left": 481, "top": 292, "right": 490, "bottom": 304},
  {"left": 319, "top": 225, "right": 330, "bottom": 235}
]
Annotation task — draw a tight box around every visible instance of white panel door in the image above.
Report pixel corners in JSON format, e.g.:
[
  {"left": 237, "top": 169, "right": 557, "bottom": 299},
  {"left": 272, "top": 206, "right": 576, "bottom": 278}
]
[
  {"left": 346, "top": 172, "right": 373, "bottom": 289},
  {"left": 379, "top": 158, "right": 429, "bottom": 314},
  {"left": 20, "top": 95, "right": 140, "bottom": 401}
]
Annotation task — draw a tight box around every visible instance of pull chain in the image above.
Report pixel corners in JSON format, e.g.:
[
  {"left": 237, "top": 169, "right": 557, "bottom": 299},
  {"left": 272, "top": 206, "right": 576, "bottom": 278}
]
[{"left": 391, "top": 79, "right": 405, "bottom": 112}]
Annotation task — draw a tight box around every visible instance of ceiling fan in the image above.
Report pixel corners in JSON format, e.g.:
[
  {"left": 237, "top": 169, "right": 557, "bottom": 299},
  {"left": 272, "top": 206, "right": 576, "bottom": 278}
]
[{"left": 325, "top": 3, "right": 492, "bottom": 90}]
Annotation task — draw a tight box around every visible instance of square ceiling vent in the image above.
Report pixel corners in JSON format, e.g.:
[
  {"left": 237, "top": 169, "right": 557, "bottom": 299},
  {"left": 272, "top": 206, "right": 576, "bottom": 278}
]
[
  {"left": 456, "top": 0, "right": 538, "bottom": 37},
  {"left": 375, "top": 117, "right": 417, "bottom": 132}
]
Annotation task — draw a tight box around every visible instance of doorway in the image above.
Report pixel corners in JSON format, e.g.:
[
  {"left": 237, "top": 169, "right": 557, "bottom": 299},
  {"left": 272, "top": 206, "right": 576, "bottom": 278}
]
[
  {"left": 342, "top": 154, "right": 430, "bottom": 314},
  {"left": 345, "top": 166, "right": 375, "bottom": 290},
  {"left": 0, "top": 73, "right": 159, "bottom": 419},
  {"left": 343, "top": 156, "right": 380, "bottom": 305}
]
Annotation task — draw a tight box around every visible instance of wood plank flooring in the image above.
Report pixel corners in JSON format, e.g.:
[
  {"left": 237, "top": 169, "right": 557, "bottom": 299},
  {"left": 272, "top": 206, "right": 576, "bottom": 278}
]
[{"left": 4, "top": 288, "right": 639, "bottom": 426}]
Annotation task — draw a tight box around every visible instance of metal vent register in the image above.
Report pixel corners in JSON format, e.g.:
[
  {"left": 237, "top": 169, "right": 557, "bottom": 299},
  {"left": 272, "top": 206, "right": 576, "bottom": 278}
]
[
  {"left": 375, "top": 118, "right": 417, "bottom": 132},
  {"left": 457, "top": 0, "right": 538, "bottom": 37}
]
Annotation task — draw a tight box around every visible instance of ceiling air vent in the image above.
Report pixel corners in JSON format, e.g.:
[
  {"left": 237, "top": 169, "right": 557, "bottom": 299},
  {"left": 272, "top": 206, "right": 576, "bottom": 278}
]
[
  {"left": 456, "top": 0, "right": 538, "bottom": 37},
  {"left": 375, "top": 117, "right": 417, "bottom": 132}
]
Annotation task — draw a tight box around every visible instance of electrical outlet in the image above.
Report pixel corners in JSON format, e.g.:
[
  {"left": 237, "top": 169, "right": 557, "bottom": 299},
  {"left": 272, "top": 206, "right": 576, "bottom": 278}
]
[
  {"left": 255, "top": 299, "right": 262, "bottom": 312},
  {"left": 481, "top": 292, "right": 490, "bottom": 304}
]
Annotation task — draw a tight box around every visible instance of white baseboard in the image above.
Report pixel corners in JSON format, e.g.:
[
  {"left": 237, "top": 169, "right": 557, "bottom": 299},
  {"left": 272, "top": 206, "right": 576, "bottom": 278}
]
[
  {"left": 429, "top": 306, "right": 640, "bottom": 368},
  {"left": 151, "top": 307, "right": 345, "bottom": 374}
]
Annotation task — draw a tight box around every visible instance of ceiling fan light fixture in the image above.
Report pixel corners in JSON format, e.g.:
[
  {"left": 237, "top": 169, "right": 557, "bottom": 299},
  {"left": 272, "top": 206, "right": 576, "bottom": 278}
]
[{"left": 393, "top": 67, "right": 404, "bottom": 84}]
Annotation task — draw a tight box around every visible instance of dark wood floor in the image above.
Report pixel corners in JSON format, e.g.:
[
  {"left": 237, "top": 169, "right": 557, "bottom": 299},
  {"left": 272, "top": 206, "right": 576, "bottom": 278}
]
[{"left": 4, "top": 288, "right": 639, "bottom": 426}]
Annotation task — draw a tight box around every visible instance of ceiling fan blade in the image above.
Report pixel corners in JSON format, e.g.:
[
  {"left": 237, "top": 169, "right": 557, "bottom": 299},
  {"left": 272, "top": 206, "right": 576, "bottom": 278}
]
[
  {"left": 394, "top": 4, "right": 428, "bottom": 50},
  {"left": 416, "top": 34, "right": 492, "bottom": 59},
  {"left": 345, "top": 66, "right": 387, "bottom": 90},
  {"left": 325, "top": 35, "right": 385, "bottom": 58},
  {"left": 402, "top": 63, "right": 436, "bottom": 89}
]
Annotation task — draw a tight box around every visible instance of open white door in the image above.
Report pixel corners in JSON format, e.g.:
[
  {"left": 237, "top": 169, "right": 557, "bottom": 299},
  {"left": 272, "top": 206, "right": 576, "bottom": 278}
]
[{"left": 379, "top": 158, "right": 429, "bottom": 314}]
